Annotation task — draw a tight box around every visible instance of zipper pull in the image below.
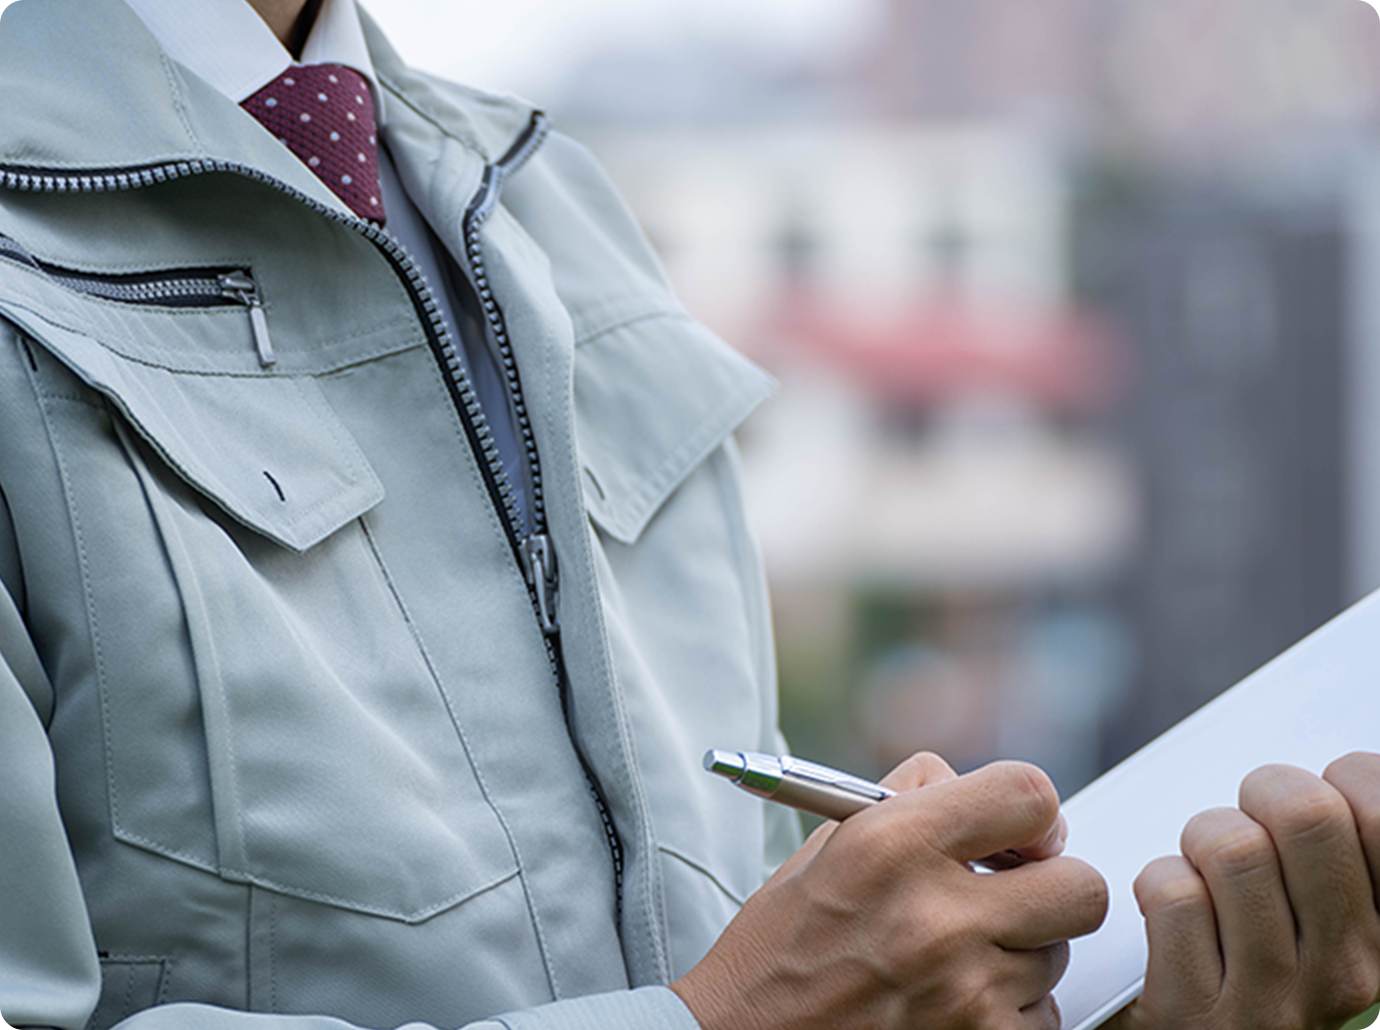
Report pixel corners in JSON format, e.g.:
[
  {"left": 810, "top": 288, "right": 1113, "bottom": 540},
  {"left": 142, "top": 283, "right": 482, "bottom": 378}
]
[
  {"left": 520, "top": 534, "right": 560, "bottom": 636},
  {"left": 219, "top": 270, "right": 275, "bottom": 367}
]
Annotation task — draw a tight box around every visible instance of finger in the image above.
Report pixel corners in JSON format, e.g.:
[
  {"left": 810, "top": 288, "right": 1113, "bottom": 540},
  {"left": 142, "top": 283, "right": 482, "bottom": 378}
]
[
  {"left": 773, "top": 818, "right": 836, "bottom": 878},
  {"left": 1017, "top": 811, "right": 1070, "bottom": 862},
  {"left": 979, "top": 944, "right": 1071, "bottom": 1020},
  {"left": 978, "top": 813, "right": 1071, "bottom": 868},
  {"left": 1019, "top": 992, "right": 1062, "bottom": 1030},
  {"left": 1325, "top": 752, "right": 1380, "bottom": 911},
  {"left": 989, "top": 856, "right": 1108, "bottom": 950},
  {"left": 915, "top": 760, "right": 1063, "bottom": 863},
  {"left": 1016, "top": 941, "right": 1071, "bottom": 1004},
  {"left": 778, "top": 753, "right": 957, "bottom": 879},
  {"left": 1240, "top": 765, "right": 1373, "bottom": 968},
  {"left": 1181, "top": 806, "right": 1297, "bottom": 988},
  {"left": 878, "top": 750, "right": 958, "bottom": 793},
  {"left": 1133, "top": 855, "right": 1224, "bottom": 1015}
]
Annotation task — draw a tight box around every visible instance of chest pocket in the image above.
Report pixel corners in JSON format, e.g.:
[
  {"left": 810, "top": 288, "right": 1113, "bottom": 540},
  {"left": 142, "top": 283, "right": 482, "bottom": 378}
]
[{"left": 8, "top": 300, "right": 519, "bottom": 924}]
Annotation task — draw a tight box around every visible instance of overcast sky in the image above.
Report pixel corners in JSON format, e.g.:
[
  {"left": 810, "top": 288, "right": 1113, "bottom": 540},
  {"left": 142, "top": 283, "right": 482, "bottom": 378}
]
[{"left": 0, "top": 0, "right": 880, "bottom": 97}]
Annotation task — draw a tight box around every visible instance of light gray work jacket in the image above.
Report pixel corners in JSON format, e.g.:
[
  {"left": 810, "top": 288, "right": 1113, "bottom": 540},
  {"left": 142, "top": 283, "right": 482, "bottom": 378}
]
[{"left": 0, "top": 2, "right": 798, "bottom": 1027}]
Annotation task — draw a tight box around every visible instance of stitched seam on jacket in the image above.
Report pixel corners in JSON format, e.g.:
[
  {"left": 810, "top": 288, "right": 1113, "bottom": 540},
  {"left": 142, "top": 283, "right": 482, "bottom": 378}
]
[
  {"left": 573, "top": 309, "right": 691, "bottom": 349},
  {"left": 30, "top": 371, "right": 127, "bottom": 858},
  {"left": 48, "top": 375, "right": 367, "bottom": 540},
  {"left": 2, "top": 291, "right": 419, "bottom": 375},
  {"left": 269, "top": 892, "right": 278, "bottom": 1014},
  {"left": 714, "top": 441, "right": 772, "bottom": 747},
  {"left": 377, "top": 77, "right": 492, "bottom": 163},
  {"left": 545, "top": 331, "right": 672, "bottom": 983},
  {"left": 657, "top": 845, "right": 749, "bottom": 907},
  {"left": 118, "top": 418, "right": 254, "bottom": 876},
  {"left": 610, "top": 383, "right": 765, "bottom": 543},
  {"left": 159, "top": 52, "right": 202, "bottom": 152}
]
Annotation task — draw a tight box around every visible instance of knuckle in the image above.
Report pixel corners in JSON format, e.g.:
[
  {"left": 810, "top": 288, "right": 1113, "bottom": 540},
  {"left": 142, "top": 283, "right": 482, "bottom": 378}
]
[
  {"left": 896, "top": 750, "right": 952, "bottom": 785},
  {"left": 1322, "top": 948, "right": 1380, "bottom": 1020},
  {"left": 1256, "top": 783, "right": 1352, "bottom": 847},
  {"left": 946, "top": 964, "right": 991, "bottom": 1018},
  {"left": 994, "top": 760, "right": 1061, "bottom": 825},
  {"left": 1356, "top": 804, "right": 1380, "bottom": 856},
  {"left": 1135, "top": 861, "right": 1211, "bottom": 917},
  {"left": 1194, "top": 821, "right": 1277, "bottom": 880},
  {"left": 1326, "top": 751, "right": 1380, "bottom": 784},
  {"left": 842, "top": 806, "right": 890, "bottom": 852}
]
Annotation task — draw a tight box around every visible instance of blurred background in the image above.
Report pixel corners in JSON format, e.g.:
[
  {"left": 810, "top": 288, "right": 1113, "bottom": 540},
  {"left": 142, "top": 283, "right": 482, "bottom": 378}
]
[
  {"left": 6, "top": 0, "right": 1372, "bottom": 798},
  {"left": 356, "top": 0, "right": 1380, "bottom": 797}
]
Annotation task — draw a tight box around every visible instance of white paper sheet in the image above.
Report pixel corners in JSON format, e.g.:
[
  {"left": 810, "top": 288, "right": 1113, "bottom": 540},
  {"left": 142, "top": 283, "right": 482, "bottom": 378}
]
[{"left": 1052, "top": 590, "right": 1380, "bottom": 1030}]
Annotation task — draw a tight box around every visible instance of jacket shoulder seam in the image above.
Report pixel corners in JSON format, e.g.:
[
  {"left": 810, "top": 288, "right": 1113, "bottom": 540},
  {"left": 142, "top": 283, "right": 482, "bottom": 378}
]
[{"left": 377, "top": 73, "right": 492, "bottom": 164}]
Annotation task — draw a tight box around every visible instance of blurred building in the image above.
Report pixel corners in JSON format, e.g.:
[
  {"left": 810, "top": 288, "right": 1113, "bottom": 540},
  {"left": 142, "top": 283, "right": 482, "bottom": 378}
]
[
  {"left": 577, "top": 120, "right": 1140, "bottom": 791},
  {"left": 860, "top": 0, "right": 1380, "bottom": 149},
  {"left": 554, "top": 0, "right": 1376, "bottom": 793}
]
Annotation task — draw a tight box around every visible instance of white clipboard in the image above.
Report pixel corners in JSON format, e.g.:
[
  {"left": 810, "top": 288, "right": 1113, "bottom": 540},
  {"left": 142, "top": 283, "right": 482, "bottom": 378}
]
[{"left": 1053, "top": 590, "right": 1380, "bottom": 1030}]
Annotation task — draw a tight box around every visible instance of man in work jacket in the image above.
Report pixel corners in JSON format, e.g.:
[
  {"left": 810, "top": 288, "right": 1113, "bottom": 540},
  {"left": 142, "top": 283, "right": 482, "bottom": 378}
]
[{"left": 1, "top": 2, "right": 1379, "bottom": 1030}]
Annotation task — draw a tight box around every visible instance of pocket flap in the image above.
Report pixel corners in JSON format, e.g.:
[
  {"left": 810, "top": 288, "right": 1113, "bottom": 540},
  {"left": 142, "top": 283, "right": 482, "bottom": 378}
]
[
  {"left": 4, "top": 303, "right": 382, "bottom": 552},
  {"left": 574, "top": 314, "right": 774, "bottom": 544}
]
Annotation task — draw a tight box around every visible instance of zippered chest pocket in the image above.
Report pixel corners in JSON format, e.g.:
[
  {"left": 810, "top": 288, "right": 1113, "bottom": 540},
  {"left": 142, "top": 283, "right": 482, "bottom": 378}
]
[
  {"left": 0, "top": 231, "right": 277, "bottom": 365},
  {"left": 3, "top": 282, "right": 522, "bottom": 924}
]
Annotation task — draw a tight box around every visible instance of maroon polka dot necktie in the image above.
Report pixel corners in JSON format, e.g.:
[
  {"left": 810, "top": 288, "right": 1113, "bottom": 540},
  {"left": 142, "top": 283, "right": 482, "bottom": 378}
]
[{"left": 242, "top": 63, "right": 386, "bottom": 225}]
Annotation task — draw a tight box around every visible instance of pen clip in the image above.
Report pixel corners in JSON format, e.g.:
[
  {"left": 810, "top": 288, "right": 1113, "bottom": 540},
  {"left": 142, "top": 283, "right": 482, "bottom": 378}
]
[{"left": 780, "top": 755, "right": 896, "bottom": 802}]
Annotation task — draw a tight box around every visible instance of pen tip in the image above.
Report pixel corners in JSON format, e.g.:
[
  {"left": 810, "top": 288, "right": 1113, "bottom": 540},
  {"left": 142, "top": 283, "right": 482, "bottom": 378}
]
[{"left": 703, "top": 749, "right": 747, "bottom": 779}]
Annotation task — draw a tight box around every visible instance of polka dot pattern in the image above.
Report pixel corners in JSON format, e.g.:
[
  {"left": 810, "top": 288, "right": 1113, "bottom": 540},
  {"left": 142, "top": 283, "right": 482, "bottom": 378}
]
[{"left": 242, "top": 63, "right": 385, "bottom": 224}]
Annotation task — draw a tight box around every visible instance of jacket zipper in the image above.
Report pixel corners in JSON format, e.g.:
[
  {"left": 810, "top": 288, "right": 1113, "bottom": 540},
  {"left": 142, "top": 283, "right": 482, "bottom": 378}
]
[
  {"left": 0, "top": 233, "right": 276, "bottom": 365},
  {"left": 460, "top": 115, "right": 627, "bottom": 914},
  {"left": 0, "top": 113, "right": 626, "bottom": 910}
]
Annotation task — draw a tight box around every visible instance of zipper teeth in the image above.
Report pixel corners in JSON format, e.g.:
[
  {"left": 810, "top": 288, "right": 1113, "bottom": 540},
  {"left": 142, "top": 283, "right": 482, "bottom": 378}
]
[
  {"left": 2, "top": 162, "right": 192, "bottom": 193},
  {"left": 498, "top": 114, "right": 550, "bottom": 178},
  {"left": 49, "top": 275, "right": 226, "bottom": 304},
  {"left": 464, "top": 222, "right": 545, "bottom": 533},
  {"left": 361, "top": 222, "right": 525, "bottom": 531},
  {"left": 462, "top": 111, "right": 624, "bottom": 908},
  {"left": 0, "top": 230, "right": 237, "bottom": 306},
  {"left": 468, "top": 112, "right": 552, "bottom": 535}
]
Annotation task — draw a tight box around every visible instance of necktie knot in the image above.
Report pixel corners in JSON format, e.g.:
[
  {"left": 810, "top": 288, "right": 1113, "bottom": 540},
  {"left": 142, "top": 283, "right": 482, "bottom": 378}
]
[{"left": 242, "top": 63, "right": 386, "bottom": 225}]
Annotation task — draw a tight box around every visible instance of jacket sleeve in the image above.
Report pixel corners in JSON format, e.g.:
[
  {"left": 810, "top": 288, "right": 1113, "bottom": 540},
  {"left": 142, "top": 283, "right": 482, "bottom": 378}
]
[
  {"left": 0, "top": 566, "right": 102, "bottom": 1028},
  {"left": 0, "top": 512, "right": 701, "bottom": 1030}
]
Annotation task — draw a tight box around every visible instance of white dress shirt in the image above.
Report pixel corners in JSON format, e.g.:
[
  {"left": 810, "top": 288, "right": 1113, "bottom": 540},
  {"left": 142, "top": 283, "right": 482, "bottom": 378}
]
[{"left": 122, "top": 0, "right": 528, "bottom": 523}]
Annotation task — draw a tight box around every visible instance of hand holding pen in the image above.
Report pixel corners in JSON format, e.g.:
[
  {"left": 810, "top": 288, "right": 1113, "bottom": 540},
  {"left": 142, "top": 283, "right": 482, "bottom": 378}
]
[
  {"left": 671, "top": 750, "right": 1107, "bottom": 1030},
  {"left": 703, "top": 748, "right": 1067, "bottom": 868}
]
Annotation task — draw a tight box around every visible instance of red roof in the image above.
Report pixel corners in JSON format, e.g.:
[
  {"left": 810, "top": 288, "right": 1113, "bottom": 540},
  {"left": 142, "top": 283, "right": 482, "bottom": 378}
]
[{"left": 754, "top": 290, "right": 1130, "bottom": 412}]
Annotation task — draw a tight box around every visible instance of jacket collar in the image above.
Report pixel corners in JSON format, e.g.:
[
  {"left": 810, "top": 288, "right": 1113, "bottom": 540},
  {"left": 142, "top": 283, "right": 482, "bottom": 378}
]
[
  {"left": 121, "top": 0, "right": 383, "bottom": 112},
  {"left": 0, "top": 0, "right": 539, "bottom": 206}
]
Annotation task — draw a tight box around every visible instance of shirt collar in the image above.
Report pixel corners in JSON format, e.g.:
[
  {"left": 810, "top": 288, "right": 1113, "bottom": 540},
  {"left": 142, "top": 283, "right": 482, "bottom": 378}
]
[{"left": 121, "top": 0, "right": 386, "bottom": 124}]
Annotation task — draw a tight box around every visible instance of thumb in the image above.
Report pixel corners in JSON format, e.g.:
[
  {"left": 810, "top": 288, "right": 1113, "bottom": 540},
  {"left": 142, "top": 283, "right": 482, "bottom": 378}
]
[{"left": 880, "top": 751, "right": 959, "bottom": 793}]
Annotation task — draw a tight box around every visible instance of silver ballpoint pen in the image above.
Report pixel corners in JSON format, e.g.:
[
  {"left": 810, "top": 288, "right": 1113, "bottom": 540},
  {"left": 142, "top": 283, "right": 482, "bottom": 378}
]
[
  {"left": 703, "top": 749, "right": 895, "bottom": 822},
  {"left": 705, "top": 749, "right": 1033, "bottom": 872}
]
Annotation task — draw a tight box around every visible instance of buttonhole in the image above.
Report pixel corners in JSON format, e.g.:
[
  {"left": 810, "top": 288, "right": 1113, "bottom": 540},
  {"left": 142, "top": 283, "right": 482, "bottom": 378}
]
[
  {"left": 583, "top": 466, "right": 606, "bottom": 500},
  {"left": 263, "top": 470, "right": 286, "bottom": 502}
]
